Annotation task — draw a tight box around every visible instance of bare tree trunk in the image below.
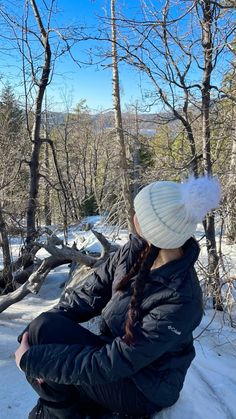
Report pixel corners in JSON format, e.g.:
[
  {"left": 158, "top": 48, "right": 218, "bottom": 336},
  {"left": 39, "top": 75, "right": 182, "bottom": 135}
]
[
  {"left": 111, "top": 0, "right": 135, "bottom": 232},
  {"left": 43, "top": 97, "right": 52, "bottom": 226},
  {"left": 63, "top": 114, "right": 79, "bottom": 221},
  {"left": 47, "top": 139, "right": 72, "bottom": 230},
  {"left": 44, "top": 142, "right": 52, "bottom": 226},
  {"left": 0, "top": 206, "right": 13, "bottom": 292},
  {"left": 226, "top": 117, "right": 236, "bottom": 243},
  {"left": 132, "top": 105, "right": 141, "bottom": 197},
  {"left": 26, "top": 0, "right": 52, "bottom": 243},
  {"left": 201, "top": 0, "right": 222, "bottom": 310}
]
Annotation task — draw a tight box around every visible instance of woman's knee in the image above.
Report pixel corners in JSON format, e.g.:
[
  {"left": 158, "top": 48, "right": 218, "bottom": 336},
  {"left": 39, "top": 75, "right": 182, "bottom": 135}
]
[{"left": 28, "top": 312, "right": 59, "bottom": 345}]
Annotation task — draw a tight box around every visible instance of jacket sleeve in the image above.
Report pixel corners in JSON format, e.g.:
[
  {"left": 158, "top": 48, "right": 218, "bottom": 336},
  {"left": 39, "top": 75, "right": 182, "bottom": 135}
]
[
  {"left": 18, "top": 236, "right": 143, "bottom": 343},
  {"left": 50, "top": 241, "right": 131, "bottom": 323},
  {"left": 17, "top": 245, "right": 125, "bottom": 343},
  {"left": 20, "top": 302, "right": 197, "bottom": 385}
]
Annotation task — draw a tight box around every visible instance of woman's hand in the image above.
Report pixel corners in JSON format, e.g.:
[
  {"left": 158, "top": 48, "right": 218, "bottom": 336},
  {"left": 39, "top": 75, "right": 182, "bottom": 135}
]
[
  {"left": 15, "top": 332, "right": 30, "bottom": 371},
  {"left": 15, "top": 332, "right": 44, "bottom": 383}
]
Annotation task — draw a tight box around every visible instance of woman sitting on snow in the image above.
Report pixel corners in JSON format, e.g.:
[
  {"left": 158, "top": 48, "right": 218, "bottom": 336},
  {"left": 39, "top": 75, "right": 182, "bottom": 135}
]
[{"left": 15, "top": 177, "right": 220, "bottom": 419}]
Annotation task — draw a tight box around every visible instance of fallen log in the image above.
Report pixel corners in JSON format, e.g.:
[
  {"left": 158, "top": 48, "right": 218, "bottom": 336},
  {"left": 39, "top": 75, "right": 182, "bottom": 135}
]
[{"left": 0, "top": 230, "right": 120, "bottom": 313}]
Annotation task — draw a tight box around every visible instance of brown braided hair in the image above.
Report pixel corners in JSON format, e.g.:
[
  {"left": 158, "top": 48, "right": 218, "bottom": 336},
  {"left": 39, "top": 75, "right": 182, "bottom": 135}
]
[{"left": 116, "top": 241, "right": 160, "bottom": 345}]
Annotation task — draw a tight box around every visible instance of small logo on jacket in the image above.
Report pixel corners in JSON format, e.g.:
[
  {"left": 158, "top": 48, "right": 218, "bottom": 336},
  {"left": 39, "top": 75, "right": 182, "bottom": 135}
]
[{"left": 168, "top": 325, "right": 182, "bottom": 335}]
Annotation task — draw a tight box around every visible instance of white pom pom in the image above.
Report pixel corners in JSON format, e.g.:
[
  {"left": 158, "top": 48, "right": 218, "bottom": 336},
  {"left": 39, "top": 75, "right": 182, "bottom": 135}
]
[{"left": 180, "top": 176, "right": 221, "bottom": 222}]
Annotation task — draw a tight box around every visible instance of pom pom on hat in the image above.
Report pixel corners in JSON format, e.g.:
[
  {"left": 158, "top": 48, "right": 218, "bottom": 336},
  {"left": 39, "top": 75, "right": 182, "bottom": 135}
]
[
  {"left": 134, "top": 176, "right": 221, "bottom": 249},
  {"left": 180, "top": 176, "right": 221, "bottom": 223}
]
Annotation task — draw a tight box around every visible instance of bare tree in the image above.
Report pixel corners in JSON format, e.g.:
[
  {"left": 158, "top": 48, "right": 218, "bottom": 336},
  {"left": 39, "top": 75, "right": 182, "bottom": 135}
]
[
  {"left": 24, "top": 0, "right": 53, "bottom": 243},
  {"left": 199, "top": 0, "right": 221, "bottom": 307},
  {"left": 225, "top": 120, "right": 236, "bottom": 243},
  {"left": 42, "top": 97, "right": 52, "bottom": 226},
  {"left": 0, "top": 0, "right": 93, "bottom": 290},
  {"left": 0, "top": 206, "right": 13, "bottom": 293},
  {"left": 123, "top": 102, "right": 143, "bottom": 197},
  {"left": 0, "top": 0, "right": 91, "bottom": 241},
  {"left": 111, "top": 0, "right": 135, "bottom": 232},
  {"left": 221, "top": 45, "right": 236, "bottom": 243}
]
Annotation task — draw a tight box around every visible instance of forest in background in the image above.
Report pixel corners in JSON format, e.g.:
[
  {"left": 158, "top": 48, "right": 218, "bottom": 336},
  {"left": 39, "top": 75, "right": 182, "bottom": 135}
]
[{"left": 0, "top": 0, "right": 235, "bottom": 324}]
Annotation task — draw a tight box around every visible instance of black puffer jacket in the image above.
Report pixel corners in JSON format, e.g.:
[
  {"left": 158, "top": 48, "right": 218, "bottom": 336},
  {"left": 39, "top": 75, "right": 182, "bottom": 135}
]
[{"left": 20, "top": 234, "right": 203, "bottom": 408}]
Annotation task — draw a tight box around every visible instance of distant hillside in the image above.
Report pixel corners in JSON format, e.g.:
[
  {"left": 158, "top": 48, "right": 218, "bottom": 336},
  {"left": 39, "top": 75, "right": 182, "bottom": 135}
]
[{"left": 40, "top": 109, "right": 180, "bottom": 137}]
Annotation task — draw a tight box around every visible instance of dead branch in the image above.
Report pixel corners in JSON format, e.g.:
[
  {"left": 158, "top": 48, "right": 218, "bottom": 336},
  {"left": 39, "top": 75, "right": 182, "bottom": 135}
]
[
  {"left": 91, "top": 229, "right": 120, "bottom": 259},
  {"left": 40, "top": 241, "right": 97, "bottom": 267},
  {"left": 0, "top": 255, "right": 55, "bottom": 313}
]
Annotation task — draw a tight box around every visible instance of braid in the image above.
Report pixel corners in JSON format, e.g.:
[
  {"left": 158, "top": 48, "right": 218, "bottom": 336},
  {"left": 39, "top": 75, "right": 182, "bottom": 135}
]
[
  {"left": 115, "top": 242, "right": 149, "bottom": 292},
  {"left": 116, "top": 242, "right": 159, "bottom": 345}
]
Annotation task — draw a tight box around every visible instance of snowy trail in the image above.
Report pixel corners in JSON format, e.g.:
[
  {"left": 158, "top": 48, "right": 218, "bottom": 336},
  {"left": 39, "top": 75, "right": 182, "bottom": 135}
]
[
  {"left": 190, "top": 364, "right": 235, "bottom": 419},
  {"left": 157, "top": 331, "right": 236, "bottom": 419}
]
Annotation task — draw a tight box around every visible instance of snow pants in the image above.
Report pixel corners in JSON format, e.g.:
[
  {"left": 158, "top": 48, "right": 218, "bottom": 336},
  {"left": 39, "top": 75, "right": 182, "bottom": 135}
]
[{"left": 25, "top": 311, "right": 161, "bottom": 418}]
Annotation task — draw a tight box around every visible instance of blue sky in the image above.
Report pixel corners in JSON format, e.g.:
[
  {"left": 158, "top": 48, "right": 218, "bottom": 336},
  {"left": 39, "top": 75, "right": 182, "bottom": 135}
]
[
  {"left": 0, "top": 0, "right": 147, "bottom": 112},
  {"left": 0, "top": 0, "right": 234, "bottom": 113},
  {"left": 49, "top": 0, "right": 150, "bottom": 111}
]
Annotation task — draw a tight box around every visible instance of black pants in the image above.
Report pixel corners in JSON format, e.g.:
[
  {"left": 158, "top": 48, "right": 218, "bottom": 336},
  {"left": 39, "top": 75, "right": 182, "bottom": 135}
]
[{"left": 26, "top": 312, "right": 159, "bottom": 418}]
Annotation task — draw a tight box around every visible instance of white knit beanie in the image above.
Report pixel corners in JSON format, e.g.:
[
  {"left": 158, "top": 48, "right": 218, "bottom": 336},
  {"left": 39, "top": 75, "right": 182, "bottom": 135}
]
[{"left": 134, "top": 176, "right": 221, "bottom": 249}]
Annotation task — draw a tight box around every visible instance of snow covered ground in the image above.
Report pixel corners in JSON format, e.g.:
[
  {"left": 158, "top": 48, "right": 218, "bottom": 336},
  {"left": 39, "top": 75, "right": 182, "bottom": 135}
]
[{"left": 0, "top": 219, "right": 236, "bottom": 419}]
